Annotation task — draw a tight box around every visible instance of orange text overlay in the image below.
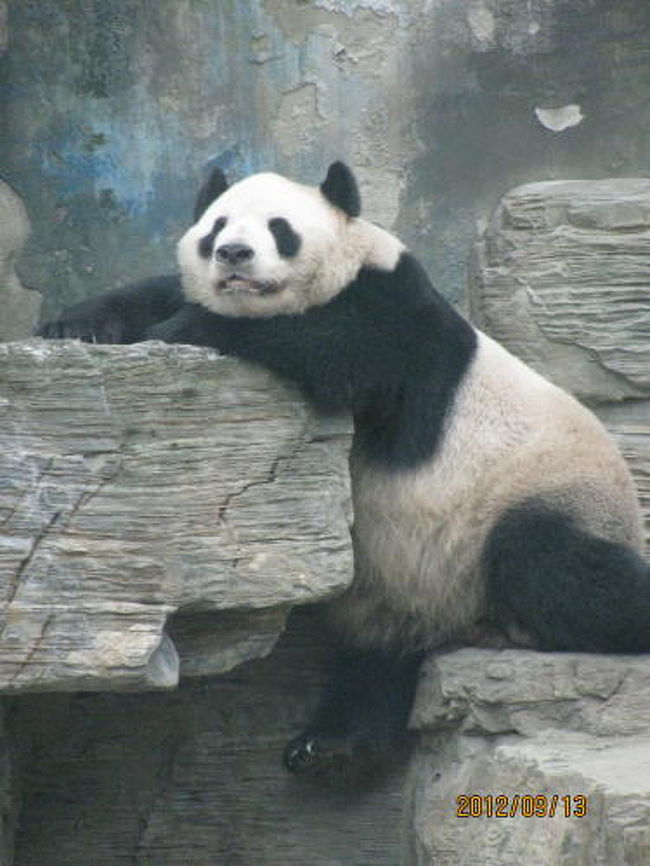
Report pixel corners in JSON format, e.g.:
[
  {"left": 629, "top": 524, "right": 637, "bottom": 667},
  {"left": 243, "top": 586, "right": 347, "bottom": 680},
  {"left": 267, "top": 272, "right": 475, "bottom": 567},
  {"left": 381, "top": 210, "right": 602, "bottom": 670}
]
[{"left": 456, "top": 794, "right": 588, "bottom": 819}]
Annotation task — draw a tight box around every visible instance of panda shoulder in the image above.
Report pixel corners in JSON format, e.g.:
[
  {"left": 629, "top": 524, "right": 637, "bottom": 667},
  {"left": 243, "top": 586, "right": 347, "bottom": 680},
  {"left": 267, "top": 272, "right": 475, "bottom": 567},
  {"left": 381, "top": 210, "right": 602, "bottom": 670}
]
[
  {"left": 348, "top": 219, "right": 406, "bottom": 274},
  {"left": 471, "top": 330, "right": 605, "bottom": 428}
]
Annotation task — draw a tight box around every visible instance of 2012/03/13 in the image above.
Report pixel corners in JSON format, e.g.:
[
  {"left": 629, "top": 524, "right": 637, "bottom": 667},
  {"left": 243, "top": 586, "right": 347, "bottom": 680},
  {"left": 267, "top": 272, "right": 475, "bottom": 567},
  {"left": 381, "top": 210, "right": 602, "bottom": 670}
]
[{"left": 456, "top": 794, "right": 588, "bottom": 818}]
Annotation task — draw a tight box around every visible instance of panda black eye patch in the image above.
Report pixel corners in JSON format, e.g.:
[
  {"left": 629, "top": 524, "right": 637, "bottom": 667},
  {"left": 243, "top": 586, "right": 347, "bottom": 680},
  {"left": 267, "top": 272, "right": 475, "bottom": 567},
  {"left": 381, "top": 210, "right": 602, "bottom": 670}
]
[
  {"left": 268, "top": 217, "right": 301, "bottom": 258},
  {"left": 198, "top": 216, "right": 227, "bottom": 259}
]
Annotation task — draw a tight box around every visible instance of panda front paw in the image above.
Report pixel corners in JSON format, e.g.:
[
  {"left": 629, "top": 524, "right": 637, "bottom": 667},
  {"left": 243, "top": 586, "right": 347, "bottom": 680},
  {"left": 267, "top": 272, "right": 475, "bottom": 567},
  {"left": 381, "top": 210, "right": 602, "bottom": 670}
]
[
  {"left": 36, "top": 307, "right": 127, "bottom": 344},
  {"left": 36, "top": 319, "right": 102, "bottom": 342}
]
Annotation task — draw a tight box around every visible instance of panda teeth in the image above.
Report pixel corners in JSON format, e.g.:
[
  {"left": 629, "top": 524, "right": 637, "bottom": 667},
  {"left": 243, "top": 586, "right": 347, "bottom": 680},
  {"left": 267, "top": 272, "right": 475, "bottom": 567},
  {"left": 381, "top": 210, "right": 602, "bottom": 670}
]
[
  {"left": 221, "top": 277, "right": 252, "bottom": 294},
  {"left": 219, "top": 276, "right": 280, "bottom": 295}
]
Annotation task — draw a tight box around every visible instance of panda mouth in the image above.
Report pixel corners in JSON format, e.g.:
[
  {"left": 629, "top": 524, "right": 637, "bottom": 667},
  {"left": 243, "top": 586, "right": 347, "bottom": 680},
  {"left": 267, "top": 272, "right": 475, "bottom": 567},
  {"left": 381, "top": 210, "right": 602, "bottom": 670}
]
[{"left": 218, "top": 275, "right": 281, "bottom": 296}]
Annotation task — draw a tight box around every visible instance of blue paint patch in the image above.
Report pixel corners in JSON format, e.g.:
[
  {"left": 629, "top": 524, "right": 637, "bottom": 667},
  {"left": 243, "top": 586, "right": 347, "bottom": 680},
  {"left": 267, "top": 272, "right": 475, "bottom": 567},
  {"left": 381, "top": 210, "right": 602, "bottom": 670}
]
[
  {"left": 33, "top": 124, "right": 152, "bottom": 218},
  {"left": 202, "top": 147, "right": 258, "bottom": 182}
]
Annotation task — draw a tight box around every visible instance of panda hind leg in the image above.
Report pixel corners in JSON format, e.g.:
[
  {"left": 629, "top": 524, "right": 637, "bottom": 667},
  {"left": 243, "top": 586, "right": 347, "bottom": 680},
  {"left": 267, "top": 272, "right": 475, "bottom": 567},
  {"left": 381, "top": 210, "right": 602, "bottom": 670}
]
[
  {"left": 283, "top": 647, "right": 424, "bottom": 787},
  {"left": 484, "top": 499, "right": 650, "bottom": 654}
]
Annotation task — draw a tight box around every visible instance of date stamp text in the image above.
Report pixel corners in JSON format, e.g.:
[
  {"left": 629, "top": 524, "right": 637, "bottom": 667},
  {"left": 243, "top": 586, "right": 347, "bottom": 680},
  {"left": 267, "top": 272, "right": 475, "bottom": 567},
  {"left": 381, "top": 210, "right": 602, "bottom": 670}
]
[{"left": 456, "top": 794, "right": 588, "bottom": 818}]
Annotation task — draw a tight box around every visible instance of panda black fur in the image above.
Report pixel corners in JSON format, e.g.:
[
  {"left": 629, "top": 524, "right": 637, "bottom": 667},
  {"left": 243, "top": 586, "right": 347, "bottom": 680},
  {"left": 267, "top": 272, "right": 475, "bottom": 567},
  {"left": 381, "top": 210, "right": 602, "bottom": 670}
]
[{"left": 38, "top": 162, "right": 650, "bottom": 783}]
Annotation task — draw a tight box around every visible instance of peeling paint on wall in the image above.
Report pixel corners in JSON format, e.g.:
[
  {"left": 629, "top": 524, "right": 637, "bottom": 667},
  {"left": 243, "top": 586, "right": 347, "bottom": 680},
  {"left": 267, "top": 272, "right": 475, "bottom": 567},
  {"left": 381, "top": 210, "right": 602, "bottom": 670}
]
[
  {"left": 534, "top": 104, "right": 584, "bottom": 132},
  {"left": 0, "top": 180, "right": 41, "bottom": 339},
  {"left": 2, "top": 0, "right": 421, "bottom": 317},
  {"left": 272, "top": 83, "right": 324, "bottom": 158}
]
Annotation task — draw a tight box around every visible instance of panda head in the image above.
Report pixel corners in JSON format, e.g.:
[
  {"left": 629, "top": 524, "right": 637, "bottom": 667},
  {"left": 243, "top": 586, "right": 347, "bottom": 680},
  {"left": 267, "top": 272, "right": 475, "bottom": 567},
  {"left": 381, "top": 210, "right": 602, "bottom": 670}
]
[{"left": 177, "top": 162, "right": 404, "bottom": 317}]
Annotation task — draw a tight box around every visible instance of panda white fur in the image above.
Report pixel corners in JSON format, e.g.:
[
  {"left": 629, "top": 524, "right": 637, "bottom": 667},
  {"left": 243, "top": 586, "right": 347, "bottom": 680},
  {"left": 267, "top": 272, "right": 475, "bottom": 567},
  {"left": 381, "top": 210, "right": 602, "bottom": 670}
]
[{"left": 38, "top": 162, "right": 649, "bottom": 784}]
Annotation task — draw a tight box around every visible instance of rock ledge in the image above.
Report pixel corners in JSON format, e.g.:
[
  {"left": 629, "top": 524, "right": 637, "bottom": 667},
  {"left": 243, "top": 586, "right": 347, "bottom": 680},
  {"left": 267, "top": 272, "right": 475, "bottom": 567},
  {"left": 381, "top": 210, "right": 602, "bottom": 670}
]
[{"left": 0, "top": 340, "right": 353, "bottom": 692}]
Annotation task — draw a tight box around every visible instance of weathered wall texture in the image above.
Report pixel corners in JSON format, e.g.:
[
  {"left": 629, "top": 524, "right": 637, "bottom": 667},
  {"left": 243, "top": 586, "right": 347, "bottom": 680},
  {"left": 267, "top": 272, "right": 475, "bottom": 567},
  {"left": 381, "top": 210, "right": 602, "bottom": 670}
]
[
  {"left": 1, "top": 0, "right": 421, "bottom": 322},
  {"left": 4, "top": 0, "right": 650, "bottom": 327},
  {"left": 0, "top": 182, "right": 40, "bottom": 340}
]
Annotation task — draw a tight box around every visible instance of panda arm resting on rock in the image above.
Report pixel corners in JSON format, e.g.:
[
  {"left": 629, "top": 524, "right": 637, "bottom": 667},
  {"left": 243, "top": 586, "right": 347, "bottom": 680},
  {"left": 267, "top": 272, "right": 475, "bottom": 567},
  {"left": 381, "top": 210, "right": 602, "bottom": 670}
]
[{"left": 37, "top": 161, "right": 650, "bottom": 786}]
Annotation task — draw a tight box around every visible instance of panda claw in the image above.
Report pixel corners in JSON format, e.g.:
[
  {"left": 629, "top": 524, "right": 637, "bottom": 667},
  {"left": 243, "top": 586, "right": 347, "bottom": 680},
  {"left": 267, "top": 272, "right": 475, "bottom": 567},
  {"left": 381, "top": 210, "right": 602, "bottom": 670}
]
[
  {"left": 283, "top": 735, "right": 323, "bottom": 773},
  {"left": 283, "top": 733, "right": 352, "bottom": 776}
]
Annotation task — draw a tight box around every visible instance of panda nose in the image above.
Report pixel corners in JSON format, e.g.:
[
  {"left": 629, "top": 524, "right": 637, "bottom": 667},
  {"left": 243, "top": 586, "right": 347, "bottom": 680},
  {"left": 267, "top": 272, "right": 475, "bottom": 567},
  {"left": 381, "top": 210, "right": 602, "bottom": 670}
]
[{"left": 215, "top": 243, "right": 254, "bottom": 265}]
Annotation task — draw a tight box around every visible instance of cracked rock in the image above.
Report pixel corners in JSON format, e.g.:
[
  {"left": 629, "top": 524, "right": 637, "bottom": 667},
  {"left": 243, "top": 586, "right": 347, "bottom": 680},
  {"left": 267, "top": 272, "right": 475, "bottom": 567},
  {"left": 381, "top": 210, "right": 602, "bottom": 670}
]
[
  {"left": 0, "top": 340, "right": 353, "bottom": 692},
  {"left": 470, "top": 178, "right": 650, "bottom": 402}
]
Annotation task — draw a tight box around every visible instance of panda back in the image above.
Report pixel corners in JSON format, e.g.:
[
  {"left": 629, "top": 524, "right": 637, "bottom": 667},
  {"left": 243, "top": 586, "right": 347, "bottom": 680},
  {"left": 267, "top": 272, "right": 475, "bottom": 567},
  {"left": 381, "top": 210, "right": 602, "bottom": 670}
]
[
  {"left": 345, "top": 330, "right": 643, "bottom": 648},
  {"left": 460, "top": 332, "right": 643, "bottom": 550}
]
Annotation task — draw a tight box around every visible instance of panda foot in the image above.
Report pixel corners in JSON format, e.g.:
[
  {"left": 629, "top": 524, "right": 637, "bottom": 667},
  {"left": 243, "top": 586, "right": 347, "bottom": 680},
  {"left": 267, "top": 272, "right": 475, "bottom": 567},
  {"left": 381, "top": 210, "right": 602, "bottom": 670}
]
[
  {"left": 283, "top": 729, "right": 406, "bottom": 789},
  {"left": 283, "top": 732, "right": 355, "bottom": 777}
]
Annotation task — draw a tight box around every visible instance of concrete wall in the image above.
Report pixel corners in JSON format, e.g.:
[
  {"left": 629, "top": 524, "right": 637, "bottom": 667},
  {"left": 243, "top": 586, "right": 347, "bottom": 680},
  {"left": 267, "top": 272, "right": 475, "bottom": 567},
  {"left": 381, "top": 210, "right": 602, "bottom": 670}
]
[{"left": 4, "top": 0, "right": 650, "bottom": 325}]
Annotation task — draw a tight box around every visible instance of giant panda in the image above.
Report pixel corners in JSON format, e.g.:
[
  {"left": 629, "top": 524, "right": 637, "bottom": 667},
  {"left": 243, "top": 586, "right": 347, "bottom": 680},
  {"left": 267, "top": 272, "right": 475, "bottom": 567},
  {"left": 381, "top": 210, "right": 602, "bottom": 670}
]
[{"left": 38, "top": 162, "right": 650, "bottom": 783}]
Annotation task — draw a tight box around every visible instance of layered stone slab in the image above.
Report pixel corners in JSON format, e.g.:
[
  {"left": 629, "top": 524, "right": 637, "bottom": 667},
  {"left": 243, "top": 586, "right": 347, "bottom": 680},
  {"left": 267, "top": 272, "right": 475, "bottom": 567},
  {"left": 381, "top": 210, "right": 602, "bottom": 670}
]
[{"left": 0, "top": 340, "right": 353, "bottom": 692}]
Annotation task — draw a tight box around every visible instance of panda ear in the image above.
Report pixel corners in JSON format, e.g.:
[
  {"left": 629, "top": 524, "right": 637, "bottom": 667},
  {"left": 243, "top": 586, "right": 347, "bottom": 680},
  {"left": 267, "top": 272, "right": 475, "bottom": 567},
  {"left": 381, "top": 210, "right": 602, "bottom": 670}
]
[
  {"left": 320, "top": 162, "right": 361, "bottom": 218},
  {"left": 193, "top": 166, "right": 229, "bottom": 222}
]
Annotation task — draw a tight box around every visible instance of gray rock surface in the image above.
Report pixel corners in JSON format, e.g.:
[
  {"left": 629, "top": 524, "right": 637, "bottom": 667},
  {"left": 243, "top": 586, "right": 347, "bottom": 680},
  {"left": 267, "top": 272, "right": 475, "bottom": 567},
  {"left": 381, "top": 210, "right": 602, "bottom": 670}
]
[
  {"left": 470, "top": 178, "right": 650, "bottom": 402},
  {"left": 410, "top": 650, "right": 650, "bottom": 866},
  {"left": 10, "top": 612, "right": 412, "bottom": 866},
  {"left": 412, "top": 649, "right": 650, "bottom": 738},
  {"left": 0, "top": 340, "right": 353, "bottom": 692}
]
